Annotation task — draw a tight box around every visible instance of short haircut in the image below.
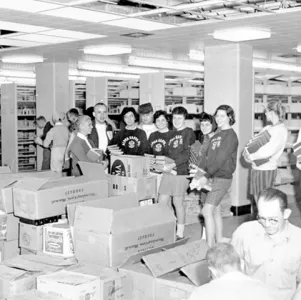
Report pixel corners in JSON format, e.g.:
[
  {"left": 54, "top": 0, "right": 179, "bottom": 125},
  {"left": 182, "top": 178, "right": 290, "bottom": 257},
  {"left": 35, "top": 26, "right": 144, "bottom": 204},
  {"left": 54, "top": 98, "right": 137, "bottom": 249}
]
[
  {"left": 199, "top": 112, "right": 217, "bottom": 132},
  {"left": 153, "top": 110, "right": 170, "bottom": 123},
  {"left": 85, "top": 106, "right": 95, "bottom": 120},
  {"left": 76, "top": 115, "right": 91, "bottom": 130},
  {"left": 266, "top": 99, "right": 286, "bottom": 122},
  {"left": 36, "top": 116, "right": 46, "bottom": 122},
  {"left": 121, "top": 106, "right": 139, "bottom": 122},
  {"left": 214, "top": 105, "right": 236, "bottom": 126},
  {"left": 258, "top": 187, "right": 288, "bottom": 212},
  {"left": 138, "top": 102, "right": 153, "bottom": 115},
  {"left": 94, "top": 102, "right": 107, "bottom": 111},
  {"left": 68, "top": 108, "right": 79, "bottom": 117},
  {"left": 172, "top": 106, "right": 188, "bottom": 119},
  {"left": 206, "top": 243, "right": 241, "bottom": 273}
]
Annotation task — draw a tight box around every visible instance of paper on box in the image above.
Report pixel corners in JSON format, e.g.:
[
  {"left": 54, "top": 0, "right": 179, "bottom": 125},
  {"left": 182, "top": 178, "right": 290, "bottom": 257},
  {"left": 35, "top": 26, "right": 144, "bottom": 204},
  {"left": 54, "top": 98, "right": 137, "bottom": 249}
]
[
  {"left": 7, "top": 290, "right": 67, "bottom": 300},
  {"left": 110, "top": 155, "right": 150, "bottom": 178},
  {"left": 73, "top": 199, "right": 176, "bottom": 267},
  {"left": 109, "top": 175, "right": 157, "bottom": 201},
  {"left": 67, "top": 264, "right": 132, "bottom": 300},
  {"left": 13, "top": 175, "right": 109, "bottom": 220},
  {"left": 0, "top": 171, "right": 61, "bottom": 213},
  {"left": 37, "top": 270, "right": 101, "bottom": 300},
  {"left": 19, "top": 222, "right": 44, "bottom": 252},
  {"left": 0, "top": 212, "right": 19, "bottom": 241},
  {"left": 0, "top": 240, "right": 19, "bottom": 262},
  {"left": 43, "top": 223, "right": 74, "bottom": 258}
]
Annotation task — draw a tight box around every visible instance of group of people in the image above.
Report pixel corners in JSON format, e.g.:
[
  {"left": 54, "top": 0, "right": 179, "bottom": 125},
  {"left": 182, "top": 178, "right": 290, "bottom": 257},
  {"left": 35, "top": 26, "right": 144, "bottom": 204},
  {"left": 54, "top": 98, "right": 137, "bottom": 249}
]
[{"left": 35, "top": 98, "right": 301, "bottom": 299}]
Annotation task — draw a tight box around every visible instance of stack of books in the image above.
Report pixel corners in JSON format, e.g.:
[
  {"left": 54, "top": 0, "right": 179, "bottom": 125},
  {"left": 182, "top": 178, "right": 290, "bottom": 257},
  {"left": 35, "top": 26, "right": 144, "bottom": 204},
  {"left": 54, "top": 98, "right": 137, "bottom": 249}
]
[
  {"left": 245, "top": 130, "right": 271, "bottom": 167},
  {"left": 293, "top": 141, "right": 301, "bottom": 163}
]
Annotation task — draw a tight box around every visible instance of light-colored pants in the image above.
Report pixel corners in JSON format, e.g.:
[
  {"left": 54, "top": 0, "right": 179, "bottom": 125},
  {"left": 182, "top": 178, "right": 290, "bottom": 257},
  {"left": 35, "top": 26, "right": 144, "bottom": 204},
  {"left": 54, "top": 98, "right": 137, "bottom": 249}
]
[{"left": 51, "top": 146, "right": 66, "bottom": 172}]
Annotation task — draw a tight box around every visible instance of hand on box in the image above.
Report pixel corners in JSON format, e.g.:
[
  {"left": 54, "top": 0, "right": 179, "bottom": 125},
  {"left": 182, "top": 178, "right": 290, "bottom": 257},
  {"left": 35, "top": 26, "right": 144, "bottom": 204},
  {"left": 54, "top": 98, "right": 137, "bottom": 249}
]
[
  {"left": 163, "top": 163, "right": 175, "bottom": 173},
  {"left": 243, "top": 149, "right": 252, "bottom": 163},
  {"left": 100, "top": 159, "right": 109, "bottom": 169}
]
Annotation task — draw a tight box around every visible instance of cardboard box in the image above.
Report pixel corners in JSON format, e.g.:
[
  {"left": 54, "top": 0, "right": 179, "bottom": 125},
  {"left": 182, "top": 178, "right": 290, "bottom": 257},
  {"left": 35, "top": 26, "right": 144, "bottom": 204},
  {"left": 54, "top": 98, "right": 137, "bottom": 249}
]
[
  {"left": 0, "top": 240, "right": 20, "bottom": 261},
  {"left": 120, "top": 240, "right": 210, "bottom": 300},
  {"left": 37, "top": 270, "right": 101, "bottom": 300},
  {"left": 110, "top": 155, "right": 150, "bottom": 178},
  {"left": 0, "top": 255, "right": 63, "bottom": 299},
  {"left": 73, "top": 197, "right": 176, "bottom": 267},
  {"left": 7, "top": 290, "right": 67, "bottom": 300},
  {"left": 19, "top": 222, "right": 44, "bottom": 252},
  {"left": 109, "top": 175, "right": 157, "bottom": 201},
  {"left": 0, "top": 171, "right": 61, "bottom": 213},
  {"left": 13, "top": 175, "right": 109, "bottom": 220},
  {"left": 0, "top": 212, "right": 19, "bottom": 241},
  {"left": 20, "top": 247, "right": 38, "bottom": 255},
  {"left": 43, "top": 223, "right": 74, "bottom": 258},
  {"left": 67, "top": 264, "right": 132, "bottom": 300}
]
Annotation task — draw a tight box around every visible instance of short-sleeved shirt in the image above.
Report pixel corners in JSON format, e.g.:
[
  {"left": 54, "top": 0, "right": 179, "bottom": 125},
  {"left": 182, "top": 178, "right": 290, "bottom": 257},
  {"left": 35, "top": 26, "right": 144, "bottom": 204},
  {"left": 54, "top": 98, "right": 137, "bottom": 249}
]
[{"left": 231, "top": 221, "right": 301, "bottom": 300}]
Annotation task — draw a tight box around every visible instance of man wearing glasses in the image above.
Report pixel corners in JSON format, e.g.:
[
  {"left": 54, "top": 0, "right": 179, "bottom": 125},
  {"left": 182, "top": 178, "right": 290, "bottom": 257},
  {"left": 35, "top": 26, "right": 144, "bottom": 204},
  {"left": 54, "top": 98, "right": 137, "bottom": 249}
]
[{"left": 232, "top": 188, "right": 301, "bottom": 300}]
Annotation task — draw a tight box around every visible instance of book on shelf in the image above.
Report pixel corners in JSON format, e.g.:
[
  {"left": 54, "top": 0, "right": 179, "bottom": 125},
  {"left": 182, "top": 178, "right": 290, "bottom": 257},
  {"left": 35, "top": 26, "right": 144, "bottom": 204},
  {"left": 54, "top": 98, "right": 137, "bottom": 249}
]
[
  {"left": 87, "top": 148, "right": 103, "bottom": 162},
  {"left": 293, "top": 141, "right": 301, "bottom": 162}
]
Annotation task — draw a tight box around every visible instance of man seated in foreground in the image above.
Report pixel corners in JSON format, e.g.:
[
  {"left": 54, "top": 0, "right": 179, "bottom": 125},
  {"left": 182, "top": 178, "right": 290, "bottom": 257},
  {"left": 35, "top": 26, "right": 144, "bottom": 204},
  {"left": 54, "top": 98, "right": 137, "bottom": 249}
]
[{"left": 189, "top": 243, "right": 274, "bottom": 300}]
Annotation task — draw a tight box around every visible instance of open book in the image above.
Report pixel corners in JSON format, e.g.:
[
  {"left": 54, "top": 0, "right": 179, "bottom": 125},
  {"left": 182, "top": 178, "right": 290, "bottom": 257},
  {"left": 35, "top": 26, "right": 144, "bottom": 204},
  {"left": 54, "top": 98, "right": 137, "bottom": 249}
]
[{"left": 87, "top": 148, "right": 103, "bottom": 162}]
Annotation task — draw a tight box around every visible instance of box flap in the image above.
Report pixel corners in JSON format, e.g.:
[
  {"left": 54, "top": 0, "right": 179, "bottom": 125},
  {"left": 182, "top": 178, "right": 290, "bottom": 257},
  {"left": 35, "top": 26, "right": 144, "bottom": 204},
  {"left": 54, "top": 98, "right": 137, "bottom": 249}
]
[
  {"left": 142, "top": 240, "right": 209, "bottom": 277},
  {"left": 7, "top": 290, "right": 67, "bottom": 300},
  {"left": 73, "top": 193, "right": 139, "bottom": 233},
  {"left": 13, "top": 178, "right": 49, "bottom": 191},
  {"left": 78, "top": 162, "right": 107, "bottom": 181},
  {"left": 23, "top": 254, "right": 77, "bottom": 267},
  {"left": 180, "top": 260, "right": 210, "bottom": 286},
  {"left": 0, "top": 166, "right": 11, "bottom": 174},
  {"left": 121, "top": 238, "right": 189, "bottom": 267},
  {"left": 112, "top": 204, "right": 176, "bottom": 234},
  {"left": 0, "top": 265, "right": 27, "bottom": 280}
]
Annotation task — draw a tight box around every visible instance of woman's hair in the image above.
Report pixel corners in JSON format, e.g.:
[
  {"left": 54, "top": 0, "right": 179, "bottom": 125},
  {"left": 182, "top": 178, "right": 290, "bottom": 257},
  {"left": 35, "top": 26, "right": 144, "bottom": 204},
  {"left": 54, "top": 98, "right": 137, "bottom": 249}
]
[
  {"left": 266, "top": 99, "right": 286, "bottom": 122},
  {"left": 121, "top": 106, "right": 139, "bottom": 122},
  {"left": 214, "top": 105, "right": 236, "bottom": 126},
  {"left": 76, "top": 115, "right": 91, "bottom": 131},
  {"left": 52, "top": 111, "right": 65, "bottom": 124},
  {"left": 199, "top": 112, "right": 217, "bottom": 132},
  {"left": 153, "top": 110, "right": 170, "bottom": 123},
  {"left": 172, "top": 106, "right": 188, "bottom": 119}
]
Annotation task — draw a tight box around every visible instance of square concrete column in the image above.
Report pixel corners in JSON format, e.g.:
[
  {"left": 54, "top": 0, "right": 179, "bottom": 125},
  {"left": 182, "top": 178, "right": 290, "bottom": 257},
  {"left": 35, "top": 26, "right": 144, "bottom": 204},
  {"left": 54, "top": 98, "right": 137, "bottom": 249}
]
[
  {"left": 204, "top": 44, "right": 254, "bottom": 215},
  {"left": 86, "top": 77, "right": 108, "bottom": 108},
  {"left": 140, "top": 72, "right": 165, "bottom": 111}
]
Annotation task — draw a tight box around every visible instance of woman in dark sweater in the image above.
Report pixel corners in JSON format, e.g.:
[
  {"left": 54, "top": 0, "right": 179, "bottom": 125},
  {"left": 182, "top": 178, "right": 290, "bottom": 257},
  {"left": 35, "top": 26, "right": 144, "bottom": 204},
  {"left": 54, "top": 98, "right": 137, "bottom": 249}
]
[
  {"left": 191, "top": 105, "right": 238, "bottom": 247},
  {"left": 109, "top": 107, "right": 147, "bottom": 156}
]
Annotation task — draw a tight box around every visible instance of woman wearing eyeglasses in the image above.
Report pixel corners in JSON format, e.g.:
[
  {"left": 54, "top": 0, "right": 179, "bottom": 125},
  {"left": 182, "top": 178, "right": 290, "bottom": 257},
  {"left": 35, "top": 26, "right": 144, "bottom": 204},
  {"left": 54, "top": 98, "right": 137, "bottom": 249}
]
[{"left": 243, "top": 100, "right": 288, "bottom": 204}]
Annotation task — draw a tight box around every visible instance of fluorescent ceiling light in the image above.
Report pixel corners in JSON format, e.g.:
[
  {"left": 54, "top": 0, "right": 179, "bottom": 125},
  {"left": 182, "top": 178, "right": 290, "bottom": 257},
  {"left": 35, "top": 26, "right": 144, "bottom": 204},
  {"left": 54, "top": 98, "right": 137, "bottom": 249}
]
[
  {"left": 0, "top": 21, "right": 51, "bottom": 33},
  {"left": 0, "top": 76, "right": 36, "bottom": 85},
  {"left": 70, "top": 69, "right": 139, "bottom": 80},
  {"left": 253, "top": 59, "right": 301, "bottom": 73},
  {"left": 1, "top": 55, "right": 44, "bottom": 64},
  {"left": 212, "top": 28, "right": 271, "bottom": 42},
  {"left": 39, "top": 29, "right": 105, "bottom": 40},
  {"left": 78, "top": 61, "right": 158, "bottom": 74},
  {"left": 188, "top": 50, "right": 204, "bottom": 61},
  {"left": 0, "top": 70, "right": 35, "bottom": 78},
  {"left": 103, "top": 18, "right": 176, "bottom": 31},
  {"left": 0, "top": 38, "right": 44, "bottom": 48},
  {"left": 296, "top": 45, "right": 301, "bottom": 53},
  {"left": 83, "top": 44, "right": 132, "bottom": 56},
  {"left": 69, "top": 75, "right": 86, "bottom": 81},
  {"left": 129, "top": 56, "right": 204, "bottom": 72},
  {"left": 10, "top": 34, "right": 73, "bottom": 44},
  {"left": 41, "top": 7, "right": 122, "bottom": 23},
  {"left": 0, "top": 0, "right": 62, "bottom": 13}
]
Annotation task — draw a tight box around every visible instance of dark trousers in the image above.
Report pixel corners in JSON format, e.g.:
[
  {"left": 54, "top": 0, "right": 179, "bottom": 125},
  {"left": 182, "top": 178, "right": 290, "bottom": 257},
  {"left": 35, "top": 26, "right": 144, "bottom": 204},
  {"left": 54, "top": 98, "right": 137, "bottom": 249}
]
[{"left": 41, "top": 148, "right": 51, "bottom": 170}]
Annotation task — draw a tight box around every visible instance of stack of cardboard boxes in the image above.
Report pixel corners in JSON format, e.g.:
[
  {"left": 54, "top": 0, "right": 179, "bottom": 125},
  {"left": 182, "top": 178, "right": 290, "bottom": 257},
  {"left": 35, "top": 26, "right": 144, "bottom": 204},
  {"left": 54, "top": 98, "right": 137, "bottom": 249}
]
[{"left": 0, "top": 157, "right": 210, "bottom": 300}]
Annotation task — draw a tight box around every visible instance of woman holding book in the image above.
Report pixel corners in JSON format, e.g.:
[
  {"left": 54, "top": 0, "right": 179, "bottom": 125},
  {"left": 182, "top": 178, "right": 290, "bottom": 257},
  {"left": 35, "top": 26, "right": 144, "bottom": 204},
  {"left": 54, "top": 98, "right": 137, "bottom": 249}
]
[
  {"left": 243, "top": 99, "right": 288, "bottom": 203},
  {"left": 191, "top": 105, "right": 238, "bottom": 247},
  {"left": 68, "top": 115, "right": 105, "bottom": 176}
]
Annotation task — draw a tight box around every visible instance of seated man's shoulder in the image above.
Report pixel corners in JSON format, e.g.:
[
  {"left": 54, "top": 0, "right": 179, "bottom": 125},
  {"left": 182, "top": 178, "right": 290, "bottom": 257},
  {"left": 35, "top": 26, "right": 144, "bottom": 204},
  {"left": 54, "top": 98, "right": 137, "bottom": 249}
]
[{"left": 235, "top": 220, "right": 260, "bottom": 234}]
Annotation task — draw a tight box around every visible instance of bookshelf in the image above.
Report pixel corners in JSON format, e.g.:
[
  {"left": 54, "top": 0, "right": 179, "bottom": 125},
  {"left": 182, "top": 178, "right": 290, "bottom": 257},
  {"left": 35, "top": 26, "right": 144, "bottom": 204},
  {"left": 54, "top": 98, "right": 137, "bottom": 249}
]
[{"left": 1, "top": 83, "right": 37, "bottom": 172}]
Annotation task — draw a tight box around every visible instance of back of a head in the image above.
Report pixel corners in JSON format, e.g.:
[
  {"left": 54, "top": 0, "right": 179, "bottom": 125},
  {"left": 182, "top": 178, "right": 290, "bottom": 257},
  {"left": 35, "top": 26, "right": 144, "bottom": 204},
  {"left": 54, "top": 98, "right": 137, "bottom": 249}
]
[
  {"left": 76, "top": 115, "right": 91, "bottom": 131},
  {"left": 138, "top": 102, "right": 153, "bottom": 115},
  {"left": 266, "top": 99, "right": 286, "bottom": 122},
  {"left": 68, "top": 108, "right": 79, "bottom": 117},
  {"left": 206, "top": 243, "right": 241, "bottom": 274},
  {"left": 172, "top": 106, "right": 188, "bottom": 119}
]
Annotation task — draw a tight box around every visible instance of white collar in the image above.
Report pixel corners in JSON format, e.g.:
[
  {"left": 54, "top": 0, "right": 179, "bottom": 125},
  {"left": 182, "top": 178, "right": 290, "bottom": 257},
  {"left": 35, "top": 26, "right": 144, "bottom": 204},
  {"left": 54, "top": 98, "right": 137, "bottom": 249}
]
[{"left": 77, "top": 132, "right": 88, "bottom": 140}]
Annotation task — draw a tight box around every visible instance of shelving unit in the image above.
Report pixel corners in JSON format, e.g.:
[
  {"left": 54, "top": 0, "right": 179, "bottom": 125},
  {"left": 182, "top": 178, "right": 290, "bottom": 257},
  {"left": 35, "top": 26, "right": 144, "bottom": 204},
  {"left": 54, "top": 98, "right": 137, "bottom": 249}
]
[
  {"left": 69, "top": 80, "right": 86, "bottom": 114},
  {"left": 1, "top": 83, "right": 37, "bottom": 172},
  {"left": 253, "top": 79, "right": 301, "bottom": 196}
]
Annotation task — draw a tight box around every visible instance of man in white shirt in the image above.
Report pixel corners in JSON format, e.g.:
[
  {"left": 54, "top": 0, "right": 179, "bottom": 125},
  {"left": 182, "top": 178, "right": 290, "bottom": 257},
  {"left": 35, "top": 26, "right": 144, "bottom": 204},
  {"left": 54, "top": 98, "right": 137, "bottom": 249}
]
[
  {"left": 189, "top": 243, "right": 273, "bottom": 300},
  {"left": 232, "top": 188, "right": 301, "bottom": 300}
]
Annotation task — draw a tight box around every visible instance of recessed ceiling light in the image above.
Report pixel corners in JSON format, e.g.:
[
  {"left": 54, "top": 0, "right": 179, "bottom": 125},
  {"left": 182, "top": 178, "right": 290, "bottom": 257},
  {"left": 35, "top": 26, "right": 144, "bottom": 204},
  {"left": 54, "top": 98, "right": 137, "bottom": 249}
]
[
  {"left": 40, "top": 7, "right": 122, "bottom": 23},
  {"left": 10, "top": 34, "right": 74, "bottom": 44},
  {"left": 39, "top": 29, "right": 105, "bottom": 40},
  {"left": 83, "top": 44, "right": 132, "bottom": 55},
  {"left": 0, "top": 0, "right": 62, "bottom": 13},
  {"left": 103, "top": 18, "right": 176, "bottom": 31},
  {"left": 211, "top": 28, "right": 271, "bottom": 42},
  {"left": 1, "top": 55, "right": 44, "bottom": 64},
  {"left": 296, "top": 45, "right": 301, "bottom": 53}
]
